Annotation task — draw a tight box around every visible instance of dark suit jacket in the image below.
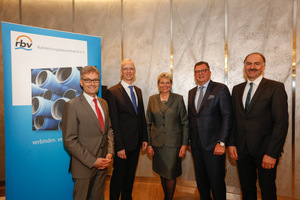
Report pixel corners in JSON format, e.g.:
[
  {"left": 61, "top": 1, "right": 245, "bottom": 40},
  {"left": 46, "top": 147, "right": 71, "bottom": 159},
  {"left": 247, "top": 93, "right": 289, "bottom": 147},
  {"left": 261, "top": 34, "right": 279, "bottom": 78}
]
[
  {"left": 106, "top": 82, "right": 148, "bottom": 152},
  {"left": 228, "top": 78, "right": 288, "bottom": 159},
  {"left": 146, "top": 93, "right": 189, "bottom": 147},
  {"left": 62, "top": 94, "right": 114, "bottom": 178},
  {"left": 188, "top": 81, "right": 232, "bottom": 151}
]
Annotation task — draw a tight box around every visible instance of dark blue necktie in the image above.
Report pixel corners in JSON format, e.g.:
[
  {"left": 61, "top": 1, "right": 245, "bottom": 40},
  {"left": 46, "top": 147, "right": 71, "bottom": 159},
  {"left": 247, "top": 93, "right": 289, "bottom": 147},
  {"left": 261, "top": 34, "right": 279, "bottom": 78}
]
[
  {"left": 245, "top": 82, "right": 253, "bottom": 111},
  {"left": 129, "top": 86, "right": 138, "bottom": 114}
]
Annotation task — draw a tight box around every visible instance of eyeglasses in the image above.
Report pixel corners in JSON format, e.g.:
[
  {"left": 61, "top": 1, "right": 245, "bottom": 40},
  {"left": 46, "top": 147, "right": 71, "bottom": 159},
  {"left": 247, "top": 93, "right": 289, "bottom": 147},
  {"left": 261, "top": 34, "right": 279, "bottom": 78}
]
[
  {"left": 194, "top": 69, "right": 209, "bottom": 74},
  {"left": 81, "top": 79, "right": 100, "bottom": 83}
]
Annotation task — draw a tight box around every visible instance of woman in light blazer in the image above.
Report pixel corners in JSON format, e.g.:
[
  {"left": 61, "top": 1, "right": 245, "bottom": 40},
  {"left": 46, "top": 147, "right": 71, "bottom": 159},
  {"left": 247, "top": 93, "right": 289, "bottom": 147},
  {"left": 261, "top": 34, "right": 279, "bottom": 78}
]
[{"left": 146, "top": 72, "right": 189, "bottom": 200}]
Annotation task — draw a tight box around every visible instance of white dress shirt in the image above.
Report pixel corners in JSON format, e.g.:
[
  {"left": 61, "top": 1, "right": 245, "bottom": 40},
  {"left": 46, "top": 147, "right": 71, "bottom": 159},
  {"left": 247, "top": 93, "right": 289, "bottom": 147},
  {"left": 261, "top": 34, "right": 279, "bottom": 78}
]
[
  {"left": 121, "top": 80, "right": 138, "bottom": 106},
  {"left": 83, "top": 92, "right": 105, "bottom": 123},
  {"left": 242, "top": 75, "right": 263, "bottom": 108},
  {"left": 194, "top": 80, "right": 210, "bottom": 110}
]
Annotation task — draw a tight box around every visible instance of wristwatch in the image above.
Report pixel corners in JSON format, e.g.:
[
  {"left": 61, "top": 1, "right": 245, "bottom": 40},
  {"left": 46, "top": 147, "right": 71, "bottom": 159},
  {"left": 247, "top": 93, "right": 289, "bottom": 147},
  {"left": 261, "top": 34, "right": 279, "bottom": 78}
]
[{"left": 219, "top": 141, "right": 225, "bottom": 147}]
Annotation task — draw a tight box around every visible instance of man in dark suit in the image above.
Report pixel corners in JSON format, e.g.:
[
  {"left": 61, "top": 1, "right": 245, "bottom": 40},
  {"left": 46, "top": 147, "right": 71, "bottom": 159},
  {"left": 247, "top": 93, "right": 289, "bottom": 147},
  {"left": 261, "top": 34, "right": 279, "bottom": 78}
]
[
  {"left": 62, "top": 66, "right": 114, "bottom": 200},
  {"left": 107, "top": 59, "right": 148, "bottom": 200},
  {"left": 228, "top": 52, "right": 289, "bottom": 200},
  {"left": 188, "top": 61, "right": 232, "bottom": 200}
]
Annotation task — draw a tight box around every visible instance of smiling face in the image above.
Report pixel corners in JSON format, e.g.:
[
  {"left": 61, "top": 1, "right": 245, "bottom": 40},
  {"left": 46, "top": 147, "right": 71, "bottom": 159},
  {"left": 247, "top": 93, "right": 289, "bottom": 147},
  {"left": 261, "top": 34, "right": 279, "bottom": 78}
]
[
  {"left": 194, "top": 64, "right": 211, "bottom": 86},
  {"left": 121, "top": 60, "right": 136, "bottom": 84},
  {"left": 158, "top": 77, "right": 172, "bottom": 94},
  {"left": 244, "top": 54, "right": 265, "bottom": 81},
  {"left": 80, "top": 72, "right": 99, "bottom": 97}
]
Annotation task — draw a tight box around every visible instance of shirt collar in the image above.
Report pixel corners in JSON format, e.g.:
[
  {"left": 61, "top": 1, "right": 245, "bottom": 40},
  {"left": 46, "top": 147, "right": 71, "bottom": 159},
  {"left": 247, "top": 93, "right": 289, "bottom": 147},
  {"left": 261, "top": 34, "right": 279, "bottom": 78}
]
[
  {"left": 198, "top": 80, "right": 210, "bottom": 89},
  {"left": 83, "top": 92, "right": 97, "bottom": 103},
  {"left": 121, "top": 80, "right": 134, "bottom": 88},
  {"left": 247, "top": 75, "right": 263, "bottom": 86}
]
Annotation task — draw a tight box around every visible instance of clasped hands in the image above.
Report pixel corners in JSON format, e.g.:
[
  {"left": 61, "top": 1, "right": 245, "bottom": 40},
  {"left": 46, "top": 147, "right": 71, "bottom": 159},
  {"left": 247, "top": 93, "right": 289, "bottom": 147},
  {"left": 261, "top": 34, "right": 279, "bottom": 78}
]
[{"left": 93, "top": 153, "right": 113, "bottom": 170}]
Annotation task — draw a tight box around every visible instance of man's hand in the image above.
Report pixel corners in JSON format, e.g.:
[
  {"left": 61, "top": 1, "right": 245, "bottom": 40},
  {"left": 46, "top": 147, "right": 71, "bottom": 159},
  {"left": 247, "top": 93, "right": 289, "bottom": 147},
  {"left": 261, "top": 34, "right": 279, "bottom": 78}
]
[
  {"left": 141, "top": 142, "right": 148, "bottom": 151},
  {"left": 106, "top": 153, "right": 113, "bottom": 160},
  {"left": 228, "top": 146, "right": 238, "bottom": 160},
  {"left": 117, "top": 149, "right": 127, "bottom": 159},
  {"left": 179, "top": 145, "right": 188, "bottom": 158},
  {"left": 262, "top": 154, "right": 276, "bottom": 169},
  {"left": 147, "top": 146, "right": 154, "bottom": 157},
  {"left": 214, "top": 143, "right": 226, "bottom": 155},
  {"left": 94, "top": 157, "right": 112, "bottom": 170}
]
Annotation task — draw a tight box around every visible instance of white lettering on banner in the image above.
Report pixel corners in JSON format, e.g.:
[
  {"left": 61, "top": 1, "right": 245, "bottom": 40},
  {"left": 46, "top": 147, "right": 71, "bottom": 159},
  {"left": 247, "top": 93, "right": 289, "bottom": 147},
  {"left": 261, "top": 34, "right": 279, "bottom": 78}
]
[{"left": 32, "top": 137, "right": 63, "bottom": 145}]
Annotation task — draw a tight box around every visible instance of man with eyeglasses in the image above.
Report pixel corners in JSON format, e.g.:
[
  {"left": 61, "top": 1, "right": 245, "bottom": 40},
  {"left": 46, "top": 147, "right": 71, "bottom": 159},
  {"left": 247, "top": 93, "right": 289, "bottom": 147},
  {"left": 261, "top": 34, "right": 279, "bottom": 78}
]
[
  {"left": 228, "top": 52, "right": 288, "bottom": 199},
  {"left": 106, "top": 59, "right": 148, "bottom": 200},
  {"left": 62, "top": 66, "right": 114, "bottom": 200},
  {"left": 188, "top": 61, "right": 232, "bottom": 200}
]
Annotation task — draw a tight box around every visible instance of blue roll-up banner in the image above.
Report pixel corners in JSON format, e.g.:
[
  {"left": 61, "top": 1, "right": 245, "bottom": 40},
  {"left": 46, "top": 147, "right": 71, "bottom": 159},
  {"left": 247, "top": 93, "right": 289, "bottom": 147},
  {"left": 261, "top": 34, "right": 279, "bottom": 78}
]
[{"left": 2, "top": 22, "right": 101, "bottom": 199}]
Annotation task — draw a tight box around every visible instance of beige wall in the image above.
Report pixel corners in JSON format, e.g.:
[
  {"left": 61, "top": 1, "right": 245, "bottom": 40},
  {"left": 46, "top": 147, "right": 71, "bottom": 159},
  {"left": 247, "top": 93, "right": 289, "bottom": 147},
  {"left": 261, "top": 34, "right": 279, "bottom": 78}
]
[{"left": 0, "top": 0, "right": 299, "bottom": 198}]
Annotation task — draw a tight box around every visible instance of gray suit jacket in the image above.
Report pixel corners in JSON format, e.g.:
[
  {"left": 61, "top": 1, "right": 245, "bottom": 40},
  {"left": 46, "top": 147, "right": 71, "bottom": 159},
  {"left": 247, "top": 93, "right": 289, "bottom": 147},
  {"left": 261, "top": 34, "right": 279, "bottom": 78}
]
[
  {"left": 62, "top": 94, "right": 114, "bottom": 178},
  {"left": 146, "top": 93, "right": 189, "bottom": 147}
]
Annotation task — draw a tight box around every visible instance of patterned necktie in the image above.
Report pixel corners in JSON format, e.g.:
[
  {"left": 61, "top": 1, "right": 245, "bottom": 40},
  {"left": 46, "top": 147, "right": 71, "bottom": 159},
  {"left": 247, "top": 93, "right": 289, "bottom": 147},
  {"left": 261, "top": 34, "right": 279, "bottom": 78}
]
[
  {"left": 245, "top": 82, "right": 253, "bottom": 111},
  {"left": 93, "top": 98, "right": 104, "bottom": 131},
  {"left": 129, "top": 86, "right": 138, "bottom": 114},
  {"left": 196, "top": 86, "right": 204, "bottom": 113}
]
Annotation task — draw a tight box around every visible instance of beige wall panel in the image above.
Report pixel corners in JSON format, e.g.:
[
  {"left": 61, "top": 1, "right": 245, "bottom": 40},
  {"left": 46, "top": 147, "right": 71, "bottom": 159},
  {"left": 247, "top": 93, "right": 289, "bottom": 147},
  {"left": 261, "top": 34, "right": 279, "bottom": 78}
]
[
  {"left": 295, "top": 1, "right": 300, "bottom": 198},
  {"left": 0, "top": 0, "right": 21, "bottom": 181},
  {"left": 22, "top": 0, "right": 73, "bottom": 32},
  {"left": 172, "top": 0, "right": 225, "bottom": 181},
  {"left": 74, "top": 0, "right": 122, "bottom": 88},
  {"left": 227, "top": 0, "right": 293, "bottom": 197},
  {"left": 122, "top": 0, "right": 171, "bottom": 177},
  {"left": 172, "top": 0, "right": 225, "bottom": 106},
  {"left": 0, "top": 0, "right": 20, "bottom": 23}
]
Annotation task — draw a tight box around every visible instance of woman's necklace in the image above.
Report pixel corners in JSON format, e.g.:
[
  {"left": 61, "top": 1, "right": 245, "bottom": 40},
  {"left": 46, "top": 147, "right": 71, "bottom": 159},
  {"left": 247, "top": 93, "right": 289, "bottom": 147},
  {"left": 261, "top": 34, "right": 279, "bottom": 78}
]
[{"left": 160, "top": 93, "right": 169, "bottom": 103}]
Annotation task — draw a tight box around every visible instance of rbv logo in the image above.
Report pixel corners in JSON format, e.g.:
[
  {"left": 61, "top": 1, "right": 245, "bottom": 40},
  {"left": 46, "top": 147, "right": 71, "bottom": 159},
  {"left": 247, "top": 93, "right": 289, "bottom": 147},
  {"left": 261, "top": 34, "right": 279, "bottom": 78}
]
[{"left": 15, "top": 35, "right": 33, "bottom": 51}]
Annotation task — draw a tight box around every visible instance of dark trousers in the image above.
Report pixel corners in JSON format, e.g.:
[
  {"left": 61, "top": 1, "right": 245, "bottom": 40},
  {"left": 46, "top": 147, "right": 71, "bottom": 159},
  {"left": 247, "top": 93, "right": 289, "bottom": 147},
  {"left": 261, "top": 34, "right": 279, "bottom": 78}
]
[
  {"left": 237, "top": 155, "right": 278, "bottom": 200},
  {"left": 191, "top": 141, "right": 226, "bottom": 200},
  {"left": 110, "top": 147, "right": 140, "bottom": 200}
]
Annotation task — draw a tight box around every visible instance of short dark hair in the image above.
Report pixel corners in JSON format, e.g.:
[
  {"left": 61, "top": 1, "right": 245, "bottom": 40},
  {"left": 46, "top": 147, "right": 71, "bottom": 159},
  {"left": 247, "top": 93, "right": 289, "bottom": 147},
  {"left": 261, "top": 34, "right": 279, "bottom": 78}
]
[
  {"left": 243, "top": 52, "right": 266, "bottom": 65},
  {"left": 194, "top": 61, "right": 210, "bottom": 70}
]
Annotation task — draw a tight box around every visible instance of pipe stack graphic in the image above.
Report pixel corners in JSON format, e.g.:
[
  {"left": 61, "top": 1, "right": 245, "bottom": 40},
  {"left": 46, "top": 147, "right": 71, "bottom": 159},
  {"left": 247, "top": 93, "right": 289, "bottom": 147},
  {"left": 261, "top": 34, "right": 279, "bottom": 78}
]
[{"left": 31, "top": 67, "right": 82, "bottom": 130}]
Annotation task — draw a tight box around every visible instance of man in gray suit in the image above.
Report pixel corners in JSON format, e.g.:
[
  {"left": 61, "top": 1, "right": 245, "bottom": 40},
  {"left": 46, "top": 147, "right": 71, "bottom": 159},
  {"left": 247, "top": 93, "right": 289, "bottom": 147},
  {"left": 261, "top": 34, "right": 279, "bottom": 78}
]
[{"left": 62, "top": 66, "right": 114, "bottom": 200}]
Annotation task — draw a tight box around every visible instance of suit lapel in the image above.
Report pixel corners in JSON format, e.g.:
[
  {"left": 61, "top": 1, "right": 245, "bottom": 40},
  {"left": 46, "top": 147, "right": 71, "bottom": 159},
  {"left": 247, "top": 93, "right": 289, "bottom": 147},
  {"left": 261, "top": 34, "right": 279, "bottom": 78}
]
[
  {"left": 118, "top": 83, "right": 137, "bottom": 115},
  {"left": 238, "top": 82, "right": 247, "bottom": 113},
  {"left": 190, "top": 86, "right": 198, "bottom": 115},
  {"left": 159, "top": 93, "right": 175, "bottom": 114},
  {"left": 198, "top": 81, "right": 214, "bottom": 112},
  {"left": 79, "top": 95, "right": 103, "bottom": 133},
  {"left": 246, "top": 78, "right": 267, "bottom": 113}
]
